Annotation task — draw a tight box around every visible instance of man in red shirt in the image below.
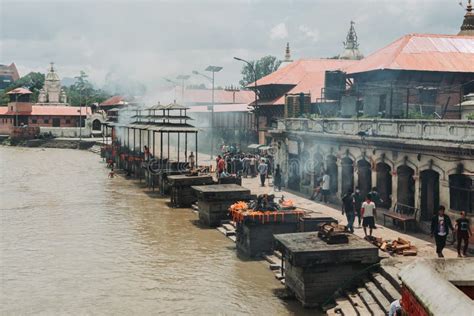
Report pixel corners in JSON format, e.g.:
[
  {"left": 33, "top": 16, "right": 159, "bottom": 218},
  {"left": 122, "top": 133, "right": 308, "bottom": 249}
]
[{"left": 217, "top": 155, "right": 225, "bottom": 176}]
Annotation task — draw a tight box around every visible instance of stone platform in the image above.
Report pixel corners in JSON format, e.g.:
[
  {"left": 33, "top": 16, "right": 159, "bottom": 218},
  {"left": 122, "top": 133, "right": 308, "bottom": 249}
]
[
  {"left": 275, "top": 232, "right": 379, "bottom": 308},
  {"left": 168, "top": 174, "right": 214, "bottom": 207},
  {"left": 192, "top": 184, "right": 253, "bottom": 227}
]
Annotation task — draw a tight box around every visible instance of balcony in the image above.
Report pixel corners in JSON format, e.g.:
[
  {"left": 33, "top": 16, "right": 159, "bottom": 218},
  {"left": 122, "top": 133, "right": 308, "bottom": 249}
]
[{"left": 275, "top": 118, "right": 474, "bottom": 143}]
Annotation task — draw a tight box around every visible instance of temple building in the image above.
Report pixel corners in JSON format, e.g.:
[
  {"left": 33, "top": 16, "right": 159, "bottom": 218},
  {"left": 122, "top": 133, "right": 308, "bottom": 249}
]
[
  {"left": 459, "top": 0, "right": 474, "bottom": 36},
  {"left": 338, "top": 21, "right": 364, "bottom": 60},
  {"left": 38, "top": 63, "right": 68, "bottom": 105}
]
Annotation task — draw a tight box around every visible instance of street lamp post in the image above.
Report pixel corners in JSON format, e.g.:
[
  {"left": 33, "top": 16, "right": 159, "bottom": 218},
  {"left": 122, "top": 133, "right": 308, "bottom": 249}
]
[
  {"left": 204, "top": 66, "right": 222, "bottom": 160},
  {"left": 233, "top": 57, "right": 259, "bottom": 142},
  {"left": 176, "top": 75, "right": 190, "bottom": 104}
]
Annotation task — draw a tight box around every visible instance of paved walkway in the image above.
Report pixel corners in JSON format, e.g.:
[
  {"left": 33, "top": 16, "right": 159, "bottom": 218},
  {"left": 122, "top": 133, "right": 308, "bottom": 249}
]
[
  {"left": 240, "top": 176, "right": 459, "bottom": 260},
  {"left": 162, "top": 148, "right": 460, "bottom": 260}
]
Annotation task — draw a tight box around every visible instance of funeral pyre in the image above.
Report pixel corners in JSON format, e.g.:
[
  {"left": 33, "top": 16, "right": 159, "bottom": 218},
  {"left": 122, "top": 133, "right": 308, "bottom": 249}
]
[{"left": 229, "top": 194, "right": 305, "bottom": 224}]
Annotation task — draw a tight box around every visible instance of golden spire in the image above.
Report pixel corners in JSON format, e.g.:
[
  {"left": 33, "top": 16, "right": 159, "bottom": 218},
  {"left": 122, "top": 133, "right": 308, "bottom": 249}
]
[{"left": 459, "top": 0, "right": 474, "bottom": 35}]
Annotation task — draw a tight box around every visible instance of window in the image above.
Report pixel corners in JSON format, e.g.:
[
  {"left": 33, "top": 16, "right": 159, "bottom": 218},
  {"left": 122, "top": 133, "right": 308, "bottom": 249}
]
[
  {"left": 65, "top": 119, "right": 71, "bottom": 124},
  {"left": 449, "top": 174, "right": 473, "bottom": 213},
  {"left": 52, "top": 118, "right": 60, "bottom": 127},
  {"left": 32, "top": 119, "right": 37, "bottom": 124},
  {"left": 44, "top": 119, "right": 49, "bottom": 124}
]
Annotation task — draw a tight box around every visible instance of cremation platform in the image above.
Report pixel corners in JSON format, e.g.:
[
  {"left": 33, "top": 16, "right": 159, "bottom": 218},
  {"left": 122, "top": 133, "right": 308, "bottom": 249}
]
[
  {"left": 234, "top": 211, "right": 305, "bottom": 258},
  {"left": 274, "top": 232, "right": 379, "bottom": 308},
  {"left": 298, "top": 215, "right": 338, "bottom": 232},
  {"left": 192, "top": 184, "right": 253, "bottom": 227},
  {"left": 168, "top": 174, "right": 214, "bottom": 207}
]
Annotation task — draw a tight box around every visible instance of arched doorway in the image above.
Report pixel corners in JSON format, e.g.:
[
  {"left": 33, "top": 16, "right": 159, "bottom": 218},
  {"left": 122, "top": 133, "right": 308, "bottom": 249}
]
[
  {"left": 300, "top": 150, "right": 311, "bottom": 187},
  {"left": 420, "top": 170, "right": 440, "bottom": 221},
  {"left": 449, "top": 173, "right": 473, "bottom": 214},
  {"left": 326, "top": 155, "right": 338, "bottom": 194},
  {"left": 287, "top": 154, "right": 300, "bottom": 191},
  {"left": 357, "top": 159, "right": 372, "bottom": 199},
  {"left": 376, "top": 162, "right": 392, "bottom": 208},
  {"left": 92, "top": 119, "right": 102, "bottom": 131},
  {"left": 341, "top": 157, "right": 354, "bottom": 195},
  {"left": 313, "top": 152, "right": 324, "bottom": 187},
  {"left": 397, "top": 165, "right": 415, "bottom": 211}
]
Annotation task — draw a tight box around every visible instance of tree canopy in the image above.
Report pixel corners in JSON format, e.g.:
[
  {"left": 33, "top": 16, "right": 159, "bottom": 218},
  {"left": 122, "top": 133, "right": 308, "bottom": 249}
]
[
  {"left": 239, "top": 55, "right": 282, "bottom": 88},
  {"left": 64, "top": 71, "right": 110, "bottom": 106},
  {"left": 0, "top": 72, "right": 45, "bottom": 104}
]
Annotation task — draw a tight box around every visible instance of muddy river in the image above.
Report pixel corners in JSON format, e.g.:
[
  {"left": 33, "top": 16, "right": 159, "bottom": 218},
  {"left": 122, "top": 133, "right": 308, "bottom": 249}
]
[{"left": 0, "top": 147, "right": 317, "bottom": 315}]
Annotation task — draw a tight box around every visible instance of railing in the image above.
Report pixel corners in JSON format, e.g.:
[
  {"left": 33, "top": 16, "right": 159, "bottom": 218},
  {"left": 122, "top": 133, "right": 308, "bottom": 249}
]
[{"left": 276, "top": 118, "right": 474, "bottom": 143}]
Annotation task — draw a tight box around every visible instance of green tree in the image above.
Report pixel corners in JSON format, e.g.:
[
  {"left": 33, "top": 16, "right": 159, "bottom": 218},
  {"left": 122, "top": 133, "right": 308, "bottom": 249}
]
[
  {"left": 65, "top": 71, "right": 110, "bottom": 106},
  {"left": 239, "top": 55, "right": 282, "bottom": 88},
  {"left": 0, "top": 72, "right": 45, "bottom": 104}
]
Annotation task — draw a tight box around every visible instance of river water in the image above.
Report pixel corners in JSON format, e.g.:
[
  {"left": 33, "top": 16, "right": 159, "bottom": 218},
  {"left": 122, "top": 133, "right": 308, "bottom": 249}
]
[{"left": 0, "top": 147, "right": 316, "bottom": 315}]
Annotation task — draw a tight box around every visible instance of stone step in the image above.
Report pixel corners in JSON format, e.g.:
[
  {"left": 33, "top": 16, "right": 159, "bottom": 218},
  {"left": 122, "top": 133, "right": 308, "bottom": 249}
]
[
  {"left": 371, "top": 273, "right": 401, "bottom": 302},
  {"left": 363, "top": 279, "right": 391, "bottom": 314},
  {"left": 378, "top": 266, "right": 402, "bottom": 292},
  {"left": 228, "top": 235, "right": 236, "bottom": 242},
  {"left": 356, "top": 287, "right": 385, "bottom": 316},
  {"left": 273, "top": 250, "right": 283, "bottom": 259},
  {"left": 335, "top": 297, "right": 358, "bottom": 316},
  {"left": 222, "top": 223, "right": 236, "bottom": 232},
  {"left": 263, "top": 254, "right": 280, "bottom": 265},
  {"left": 345, "top": 291, "right": 371, "bottom": 316}
]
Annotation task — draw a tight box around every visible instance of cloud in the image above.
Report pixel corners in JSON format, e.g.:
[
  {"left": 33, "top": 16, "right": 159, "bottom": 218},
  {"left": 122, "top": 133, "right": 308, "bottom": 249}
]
[
  {"left": 270, "top": 23, "right": 288, "bottom": 40},
  {"left": 0, "top": 0, "right": 464, "bottom": 93},
  {"left": 298, "top": 25, "right": 320, "bottom": 42}
]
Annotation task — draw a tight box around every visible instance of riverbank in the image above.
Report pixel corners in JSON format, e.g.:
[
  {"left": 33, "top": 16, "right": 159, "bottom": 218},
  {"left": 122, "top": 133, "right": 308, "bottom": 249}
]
[{"left": 1, "top": 137, "right": 104, "bottom": 149}]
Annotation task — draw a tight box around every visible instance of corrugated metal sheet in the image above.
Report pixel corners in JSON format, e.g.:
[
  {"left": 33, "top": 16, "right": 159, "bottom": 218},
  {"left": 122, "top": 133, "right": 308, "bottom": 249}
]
[
  {"left": 1, "top": 105, "right": 91, "bottom": 116},
  {"left": 346, "top": 33, "right": 474, "bottom": 74},
  {"left": 248, "top": 59, "right": 357, "bottom": 104}
]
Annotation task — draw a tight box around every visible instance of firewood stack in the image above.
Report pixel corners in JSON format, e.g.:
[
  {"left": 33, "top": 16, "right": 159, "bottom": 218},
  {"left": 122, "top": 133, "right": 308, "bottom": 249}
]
[
  {"left": 318, "top": 223, "right": 349, "bottom": 244},
  {"left": 367, "top": 236, "right": 418, "bottom": 256}
]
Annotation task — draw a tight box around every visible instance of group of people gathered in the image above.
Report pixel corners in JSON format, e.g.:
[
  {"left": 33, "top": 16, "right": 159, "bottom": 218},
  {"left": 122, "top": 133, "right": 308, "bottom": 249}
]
[{"left": 341, "top": 187, "right": 382, "bottom": 237}]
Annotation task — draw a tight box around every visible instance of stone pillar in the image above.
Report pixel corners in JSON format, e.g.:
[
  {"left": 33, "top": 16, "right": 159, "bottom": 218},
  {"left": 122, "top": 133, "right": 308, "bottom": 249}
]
[
  {"left": 392, "top": 172, "right": 398, "bottom": 209},
  {"left": 336, "top": 159, "right": 343, "bottom": 200},
  {"left": 439, "top": 179, "right": 450, "bottom": 210}
]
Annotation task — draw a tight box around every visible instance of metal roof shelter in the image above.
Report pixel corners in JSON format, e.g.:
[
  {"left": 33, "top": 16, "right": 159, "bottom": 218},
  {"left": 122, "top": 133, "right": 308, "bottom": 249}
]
[{"left": 103, "top": 101, "right": 199, "bottom": 166}]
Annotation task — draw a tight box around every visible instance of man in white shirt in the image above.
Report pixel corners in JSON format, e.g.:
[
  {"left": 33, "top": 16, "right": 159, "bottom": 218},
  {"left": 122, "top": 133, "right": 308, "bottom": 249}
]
[
  {"left": 321, "top": 172, "right": 330, "bottom": 204},
  {"left": 361, "top": 193, "right": 376, "bottom": 237}
]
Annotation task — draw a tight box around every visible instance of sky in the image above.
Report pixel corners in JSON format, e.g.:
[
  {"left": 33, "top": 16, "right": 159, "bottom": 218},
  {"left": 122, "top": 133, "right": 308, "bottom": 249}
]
[{"left": 0, "top": 0, "right": 467, "bottom": 95}]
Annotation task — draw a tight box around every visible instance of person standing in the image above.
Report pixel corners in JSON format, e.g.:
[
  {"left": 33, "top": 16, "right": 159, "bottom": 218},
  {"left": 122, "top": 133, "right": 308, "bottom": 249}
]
[
  {"left": 321, "top": 172, "right": 330, "bottom": 204},
  {"left": 257, "top": 159, "right": 268, "bottom": 187},
  {"left": 249, "top": 155, "right": 256, "bottom": 177},
  {"left": 361, "top": 193, "right": 376, "bottom": 237},
  {"left": 274, "top": 164, "right": 282, "bottom": 191},
  {"left": 369, "top": 186, "right": 383, "bottom": 207},
  {"left": 455, "top": 211, "right": 472, "bottom": 257},
  {"left": 188, "top": 151, "right": 195, "bottom": 170},
  {"left": 431, "top": 205, "right": 454, "bottom": 258},
  {"left": 342, "top": 190, "right": 355, "bottom": 233},
  {"left": 217, "top": 155, "right": 225, "bottom": 177},
  {"left": 352, "top": 187, "right": 363, "bottom": 227}
]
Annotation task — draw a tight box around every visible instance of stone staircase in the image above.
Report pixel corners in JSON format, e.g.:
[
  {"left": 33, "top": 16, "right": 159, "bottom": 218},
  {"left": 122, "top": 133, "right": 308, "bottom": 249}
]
[
  {"left": 326, "top": 266, "right": 402, "bottom": 316},
  {"left": 88, "top": 144, "right": 102, "bottom": 155}
]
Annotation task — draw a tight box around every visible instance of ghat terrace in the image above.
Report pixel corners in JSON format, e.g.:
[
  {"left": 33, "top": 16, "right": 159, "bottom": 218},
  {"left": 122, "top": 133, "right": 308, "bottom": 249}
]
[{"left": 269, "top": 117, "right": 474, "bottom": 228}]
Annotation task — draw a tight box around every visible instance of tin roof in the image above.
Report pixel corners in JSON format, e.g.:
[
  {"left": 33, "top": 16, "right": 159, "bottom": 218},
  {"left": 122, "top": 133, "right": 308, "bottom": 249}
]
[
  {"left": 99, "top": 96, "right": 128, "bottom": 107},
  {"left": 0, "top": 105, "right": 91, "bottom": 116},
  {"left": 248, "top": 59, "right": 357, "bottom": 104},
  {"left": 345, "top": 33, "right": 474, "bottom": 75},
  {"left": 7, "top": 87, "right": 32, "bottom": 95},
  {"left": 185, "top": 89, "right": 255, "bottom": 105},
  {"left": 187, "top": 103, "right": 250, "bottom": 113}
]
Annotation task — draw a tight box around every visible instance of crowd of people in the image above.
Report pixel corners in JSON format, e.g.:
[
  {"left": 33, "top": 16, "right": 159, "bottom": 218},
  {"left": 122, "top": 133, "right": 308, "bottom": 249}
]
[{"left": 214, "top": 150, "right": 275, "bottom": 181}]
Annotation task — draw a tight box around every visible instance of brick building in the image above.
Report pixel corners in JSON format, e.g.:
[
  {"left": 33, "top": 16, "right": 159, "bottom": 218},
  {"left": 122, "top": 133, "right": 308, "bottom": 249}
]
[{"left": 0, "top": 88, "right": 91, "bottom": 136}]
